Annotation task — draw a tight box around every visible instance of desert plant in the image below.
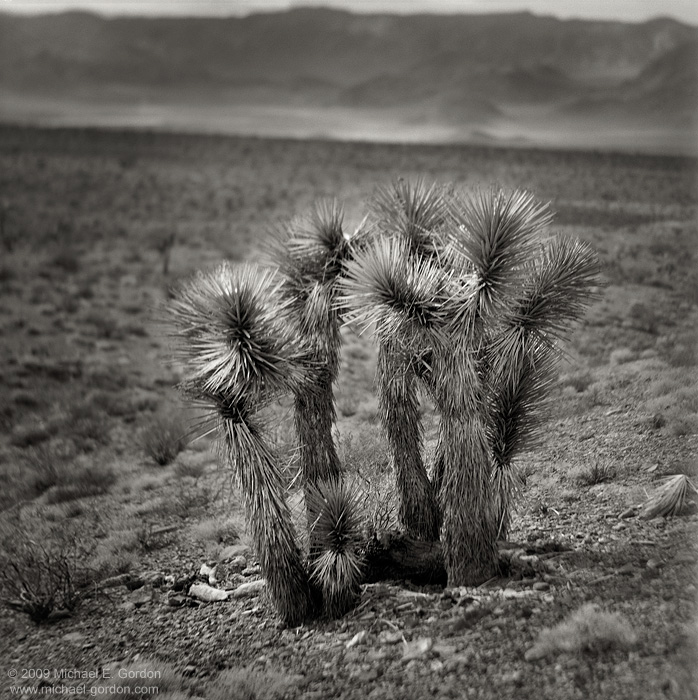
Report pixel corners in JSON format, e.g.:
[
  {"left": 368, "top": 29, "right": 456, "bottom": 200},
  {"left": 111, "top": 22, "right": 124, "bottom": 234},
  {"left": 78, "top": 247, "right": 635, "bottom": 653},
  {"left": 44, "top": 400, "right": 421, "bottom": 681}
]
[
  {"left": 341, "top": 183, "right": 600, "bottom": 586},
  {"left": 269, "top": 200, "right": 355, "bottom": 545},
  {"left": 306, "top": 478, "right": 364, "bottom": 617},
  {"left": 141, "top": 412, "right": 189, "bottom": 466},
  {"left": 170, "top": 262, "right": 314, "bottom": 625},
  {"left": 0, "top": 516, "right": 97, "bottom": 622},
  {"left": 363, "top": 180, "right": 449, "bottom": 540}
]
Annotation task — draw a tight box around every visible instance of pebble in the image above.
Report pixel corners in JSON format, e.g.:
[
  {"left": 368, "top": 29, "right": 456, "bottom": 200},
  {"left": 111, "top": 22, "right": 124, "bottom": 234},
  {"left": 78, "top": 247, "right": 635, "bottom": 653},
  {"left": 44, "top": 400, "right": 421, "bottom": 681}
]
[
  {"left": 231, "top": 579, "right": 266, "bottom": 598},
  {"left": 532, "top": 581, "right": 550, "bottom": 591},
  {"left": 62, "top": 632, "right": 85, "bottom": 644},
  {"left": 402, "top": 637, "right": 433, "bottom": 661},
  {"left": 646, "top": 558, "right": 663, "bottom": 570},
  {"left": 346, "top": 630, "right": 368, "bottom": 649}
]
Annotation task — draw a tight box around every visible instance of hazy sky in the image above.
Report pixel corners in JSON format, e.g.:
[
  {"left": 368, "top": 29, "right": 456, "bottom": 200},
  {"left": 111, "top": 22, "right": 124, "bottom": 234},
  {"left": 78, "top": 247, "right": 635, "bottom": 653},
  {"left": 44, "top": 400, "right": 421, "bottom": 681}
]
[{"left": 1, "top": 0, "right": 697, "bottom": 24}]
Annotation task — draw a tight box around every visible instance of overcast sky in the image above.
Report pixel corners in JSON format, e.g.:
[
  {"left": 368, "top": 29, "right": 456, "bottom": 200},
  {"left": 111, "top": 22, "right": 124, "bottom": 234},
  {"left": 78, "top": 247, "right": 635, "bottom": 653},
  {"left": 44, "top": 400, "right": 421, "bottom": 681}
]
[{"left": 1, "top": 0, "right": 697, "bottom": 24}]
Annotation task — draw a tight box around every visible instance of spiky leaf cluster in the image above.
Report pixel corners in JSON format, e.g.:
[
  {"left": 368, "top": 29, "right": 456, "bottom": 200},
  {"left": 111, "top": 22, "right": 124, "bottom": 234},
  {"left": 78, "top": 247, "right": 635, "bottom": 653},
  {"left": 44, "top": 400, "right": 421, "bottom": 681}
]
[
  {"left": 170, "top": 263, "right": 314, "bottom": 413},
  {"left": 369, "top": 178, "right": 450, "bottom": 259},
  {"left": 340, "top": 236, "right": 454, "bottom": 351},
  {"left": 307, "top": 479, "right": 364, "bottom": 618}
]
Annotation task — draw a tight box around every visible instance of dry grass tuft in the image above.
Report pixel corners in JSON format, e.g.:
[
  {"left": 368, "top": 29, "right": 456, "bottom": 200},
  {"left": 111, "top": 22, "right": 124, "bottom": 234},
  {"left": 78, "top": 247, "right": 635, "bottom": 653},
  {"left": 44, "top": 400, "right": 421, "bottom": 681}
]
[{"left": 526, "top": 604, "right": 638, "bottom": 660}]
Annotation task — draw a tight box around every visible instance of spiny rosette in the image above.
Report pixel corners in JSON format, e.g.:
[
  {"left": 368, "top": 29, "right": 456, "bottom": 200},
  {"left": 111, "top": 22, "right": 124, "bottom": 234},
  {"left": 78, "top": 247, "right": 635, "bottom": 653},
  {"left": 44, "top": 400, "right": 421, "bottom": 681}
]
[
  {"left": 339, "top": 236, "right": 454, "bottom": 350},
  {"left": 169, "top": 262, "right": 314, "bottom": 407}
]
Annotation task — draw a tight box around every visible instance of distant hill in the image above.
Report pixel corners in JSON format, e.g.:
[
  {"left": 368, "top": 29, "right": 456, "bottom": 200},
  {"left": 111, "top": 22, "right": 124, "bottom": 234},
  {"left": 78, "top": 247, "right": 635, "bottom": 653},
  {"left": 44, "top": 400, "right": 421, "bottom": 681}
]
[{"left": 0, "top": 8, "right": 696, "bottom": 153}]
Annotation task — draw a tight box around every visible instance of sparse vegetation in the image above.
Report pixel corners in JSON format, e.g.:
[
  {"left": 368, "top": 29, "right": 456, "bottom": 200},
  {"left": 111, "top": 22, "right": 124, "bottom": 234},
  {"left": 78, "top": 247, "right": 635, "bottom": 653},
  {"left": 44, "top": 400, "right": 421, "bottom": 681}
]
[
  {"left": 0, "top": 126, "right": 695, "bottom": 700},
  {"left": 141, "top": 412, "right": 190, "bottom": 466}
]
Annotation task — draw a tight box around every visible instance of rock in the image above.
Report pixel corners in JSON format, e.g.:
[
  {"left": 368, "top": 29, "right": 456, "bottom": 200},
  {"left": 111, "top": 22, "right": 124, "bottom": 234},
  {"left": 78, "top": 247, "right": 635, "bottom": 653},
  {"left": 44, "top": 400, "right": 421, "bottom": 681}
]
[
  {"left": 617, "top": 563, "right": 637, "bottom": 576},
  {"left": 189, "top": 583, "right": 230, "bottom": 602},
  {"left": 378, "top": 630, "right": 403, "bottom": 645},
  {"left": 218, "top": 544, "right": 251, "bottom": 561},
  {"left": 100, "top": 573, "right": 132, "bottom": 589},
  {"left": 345, "top": 630, "right": 368, "bottom": 649},
  {"left": 432, "top": 643, "right": 458, "bottom": 658},
  {"left": 228, "top": 555, "right": 247, "bottom": 571},
  {"left": 619, "top": 507, "right": 637, "bottom": 519},
  {"left": 533, "top": 581, "right": 550, "bottom": 592},
  {"left": 231, "top": 579, "right": 266, "bottom": 598},
  {"left": 525, "top": 645, "right": 547, "bottom": 661},
  {"left": 129, "top": 587, "right": 153, "bottom": 607},
  {"left": 199, "top": 563, "right": 218, "bottom": 585},
  {"left": 646, "top": 558, "right": 663, "bottom": 570},
  {"left": 167, "top": 593, "right": 187, "bottom": 607},
  {"left": 402, "top": 637, "right": 433, "bottom": 661},
  {"left": 63, "top": 632, "right": 85, "bottom": 644}
]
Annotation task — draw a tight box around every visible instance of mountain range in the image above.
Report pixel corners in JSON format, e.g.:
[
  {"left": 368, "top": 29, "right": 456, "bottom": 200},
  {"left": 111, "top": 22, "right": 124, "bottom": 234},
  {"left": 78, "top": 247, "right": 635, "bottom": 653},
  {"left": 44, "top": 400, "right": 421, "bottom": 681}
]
[{"left": 1, "top": 8, "right": 696, "bottom": 153}]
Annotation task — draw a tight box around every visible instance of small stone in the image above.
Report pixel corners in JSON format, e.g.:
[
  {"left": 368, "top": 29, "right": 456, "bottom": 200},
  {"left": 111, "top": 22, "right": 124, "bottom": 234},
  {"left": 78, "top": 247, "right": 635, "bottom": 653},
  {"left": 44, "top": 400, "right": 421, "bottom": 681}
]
[
  {"left": 228, "top": 555, "right": 247, "bottom": 571},
  {"left": 533, "top": 581, "right": 550, "bottom": 592},
  {"left": 231, "top": 579, "right": 266, "bottom": 598},
  {"left": 617, "top": 563, "right": 637, "bottom": 576},
  {"left": 167, "top": 593, "right": 187, "bottom": 607},
  {"left": 62, "top": 632, "right": 85, "bottom": 644},
  {"left": 218, "top": 544, "right": 251, "bottom": 562},
  {"left": 501, "top": 670, "right": 523, "bottom": 683},
  {"left": 619, "top": 507, "right": 637, "bottom": 519},
  {"left": 378, "top": 630, "right": 403, "bottom": 645},
  {"left": 346, "top": 630, "right": 368, "bottom": 649},
  {"left": 189, "top": 583, "right": 230, "bottom": 602},
  {"left": 101, "top": 573, "right": 132, "bottom": 589},
  {"left": 646, "top": 559, "right": 663, "bottom": 570},
  {"left": 402, "top": 637, "right": 433, "bottom": 661},
  {"left": 613, "top": 523, "right": 628, "bottom": 531}
]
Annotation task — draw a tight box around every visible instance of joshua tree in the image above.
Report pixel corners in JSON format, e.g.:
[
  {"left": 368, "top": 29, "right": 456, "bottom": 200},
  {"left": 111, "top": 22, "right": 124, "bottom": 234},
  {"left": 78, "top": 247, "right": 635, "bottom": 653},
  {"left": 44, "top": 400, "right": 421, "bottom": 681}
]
[
  {"left": 269, "top": 200, "right": 356, "bottom": 548},
  {"left": 170, "top": 263, "right": 314, "bottom": 624},
  {"left": 362, "top": 180, "right": 449, "bottom": 540},
  {"left": 341, "top": 183, "right": 600, "bottom": 586}
]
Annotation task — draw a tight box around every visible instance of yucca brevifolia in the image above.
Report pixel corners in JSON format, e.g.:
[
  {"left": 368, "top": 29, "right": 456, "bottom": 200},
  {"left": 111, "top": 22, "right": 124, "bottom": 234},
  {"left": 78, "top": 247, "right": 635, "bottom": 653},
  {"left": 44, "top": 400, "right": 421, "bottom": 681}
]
[
  {"left": 170, "top": 263, "right": 314, "bottom": 625},
  {"left": 270, "top": 201, "right": 355, "bottom": 545},
  {"left": 483, "top": 235, "right": 600, "bottom": 537},
  {"left": 339, "top": 234, "right": 453, "bottom": 544},
  {"left": 365, "top": 180, "right": 449, "bottom": 540},
  {"left": 306, "top": 478, "right": 364, "bottom": 617}
]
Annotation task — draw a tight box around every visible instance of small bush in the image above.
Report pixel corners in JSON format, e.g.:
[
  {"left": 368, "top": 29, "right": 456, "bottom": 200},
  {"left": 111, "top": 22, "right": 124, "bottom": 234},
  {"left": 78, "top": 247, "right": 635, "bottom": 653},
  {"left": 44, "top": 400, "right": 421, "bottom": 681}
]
[
  {"left": 44, "top": 463, "right": 116, "bottom": 504},
  {"left": 340, "top": 429, "right": 396, "bottom": 534},
  {"left": 526, "top": 604, "right": 638, "bottom": 660},
  {"left": 141, "top": 413, "right": 189, "bottom": 466},
  {"left": 571, "top": 460, "right": 616, "bottom": 486},
  {"left": 0, "top": 517, "right": 97, "bottom": 623}
]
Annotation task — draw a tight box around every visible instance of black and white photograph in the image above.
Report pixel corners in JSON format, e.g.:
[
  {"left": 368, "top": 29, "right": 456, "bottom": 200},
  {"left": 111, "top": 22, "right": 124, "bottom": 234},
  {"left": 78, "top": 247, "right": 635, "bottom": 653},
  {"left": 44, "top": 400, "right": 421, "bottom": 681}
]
[{"left": 0, "top": 1, "right": 696, "bottom": 698}]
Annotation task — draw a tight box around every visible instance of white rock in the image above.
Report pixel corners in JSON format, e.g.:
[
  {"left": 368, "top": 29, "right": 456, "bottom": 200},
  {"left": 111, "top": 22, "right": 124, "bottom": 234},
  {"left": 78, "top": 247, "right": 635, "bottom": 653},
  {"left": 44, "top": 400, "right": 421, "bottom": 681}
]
[
  {"left": 189, "top": 583, "right": 230, "bottom": 602},
  {"left": 231, "top": 579, "right": 266, "bottom": 598},
  {"left": 199, "top": 563, "right": 217, "bottom": 585},
  {"left": 345, "top": 630, "right": 368, "bottom": 649},
  {"left": 402, "top": 637, "right": 433, "bottom": 661}
]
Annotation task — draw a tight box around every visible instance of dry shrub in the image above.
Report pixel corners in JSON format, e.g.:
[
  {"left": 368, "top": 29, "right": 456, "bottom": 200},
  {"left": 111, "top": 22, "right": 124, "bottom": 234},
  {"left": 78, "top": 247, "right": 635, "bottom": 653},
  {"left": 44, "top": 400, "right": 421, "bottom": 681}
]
[
  {"left": 571, "top": 460, "right": 617, "bottom": 487},
  {"left": 0, "top": 515, "right": 98, "bottom": 622},
  {"left": 141, "top": 412, "right": 189, "bottom": 466},
  {"left": 340, "top": 429, "right": 397, "bottom": 534},
  {"left": 526, "top": 604, "right": 638, "bottom": 660}
]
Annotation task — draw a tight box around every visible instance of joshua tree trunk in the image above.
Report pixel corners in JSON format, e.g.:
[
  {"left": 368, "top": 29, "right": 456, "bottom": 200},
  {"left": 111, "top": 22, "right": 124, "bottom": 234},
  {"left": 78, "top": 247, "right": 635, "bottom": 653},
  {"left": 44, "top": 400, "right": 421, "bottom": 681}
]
[
  {"left": 223, "top": 413, "right": 313, "bottom": 626},
  {"left": 378, "top": 342, "right": 440, "bottom": 540},
  {"left": 295, "top": 364, "right": 343, "bottom": 555},
  {"left": 438, "top": 413, "right": 499, "bottom": 585}
]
